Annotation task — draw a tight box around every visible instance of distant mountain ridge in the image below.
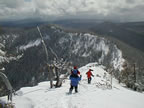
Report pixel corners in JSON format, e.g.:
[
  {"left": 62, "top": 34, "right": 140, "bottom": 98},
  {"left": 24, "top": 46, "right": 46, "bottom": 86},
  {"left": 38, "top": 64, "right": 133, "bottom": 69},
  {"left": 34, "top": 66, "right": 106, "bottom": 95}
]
[
  {"left": 0, "top": 24, "right": 125, "bottom": 91},
  {"left": 0, "top": 22, "right": 144, "bottom": 95},
  {"left": 0, "top": 19, "right": 50, "bottom": 28},
  {"left": 54, "top": 20, "right": 144, "bottom": 52},
  {"left": 53, "top": 19, "right": 144, "bottom": 67}
]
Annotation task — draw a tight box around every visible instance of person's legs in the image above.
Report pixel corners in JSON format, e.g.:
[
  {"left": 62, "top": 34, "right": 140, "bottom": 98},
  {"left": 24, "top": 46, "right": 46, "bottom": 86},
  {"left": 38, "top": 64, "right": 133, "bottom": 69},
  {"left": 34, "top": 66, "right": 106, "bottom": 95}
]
[
  {"left": 90, "top": 77, "right": 92, "bottom": 83},
  {"left": 75, "top": 86, "right": 78, "bottom": 93},
  {"left": 88, "top": 77, "right": 92, "bottom": 84},
  {"left": 88, "top": 78, "right": 90, "bottom": 84},
  {"left": 69, "top": 85, "right": 73, "bottom": 93}
]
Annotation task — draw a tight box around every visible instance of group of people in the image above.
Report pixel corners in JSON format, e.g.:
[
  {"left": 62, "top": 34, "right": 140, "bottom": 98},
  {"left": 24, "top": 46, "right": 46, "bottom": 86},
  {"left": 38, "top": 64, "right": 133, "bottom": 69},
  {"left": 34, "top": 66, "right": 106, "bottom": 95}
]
[{"left": 69, "top": 66, "right": 94, "bottom": 93}]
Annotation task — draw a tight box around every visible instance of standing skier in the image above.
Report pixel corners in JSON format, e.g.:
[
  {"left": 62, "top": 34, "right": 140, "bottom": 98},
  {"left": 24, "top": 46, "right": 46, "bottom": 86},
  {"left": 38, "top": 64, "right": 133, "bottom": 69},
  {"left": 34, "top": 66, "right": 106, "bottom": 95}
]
[{"left": 86, "top": 69, "right": 94, "bottom": 84}]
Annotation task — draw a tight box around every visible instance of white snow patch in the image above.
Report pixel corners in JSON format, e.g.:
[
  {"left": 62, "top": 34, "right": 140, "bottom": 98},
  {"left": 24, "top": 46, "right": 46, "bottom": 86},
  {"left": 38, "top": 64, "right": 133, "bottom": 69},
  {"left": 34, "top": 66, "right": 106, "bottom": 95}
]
[
  {"left": 14, "top": 96, "right": 34, "bottom": 108},
  {"left": 7, "top": 54, "right": 23, "bottom": 62},
  {"left": 59, "top": 37, "right": 69, "bottom": 45},
  {"left": 96, "top": 39, "right": 109, "bottom": 55},
  {"left": 0, "top": 43, "right": 5, "bottom": 49},
  {"left": 19, "top": 39, "right": 41, "bottom": 50},
  {"left": 69, "top": 33, "right": 110, "bottom": 57},
  {"left": 0, "top": 56, "right": 8, "bottom": 63},
  {"left": 112, "top": 46, "right": 125, "bottom": 71},
  {"left": 0, "top": 49, "right": 5, "bottom": 56}
]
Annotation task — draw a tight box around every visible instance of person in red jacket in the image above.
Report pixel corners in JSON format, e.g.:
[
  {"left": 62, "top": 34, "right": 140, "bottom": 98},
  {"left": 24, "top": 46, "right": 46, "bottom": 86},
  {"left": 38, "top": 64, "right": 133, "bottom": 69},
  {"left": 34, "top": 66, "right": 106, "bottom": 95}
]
[{"left": 86, "top": 69, "right": 94, "bottom": 84}]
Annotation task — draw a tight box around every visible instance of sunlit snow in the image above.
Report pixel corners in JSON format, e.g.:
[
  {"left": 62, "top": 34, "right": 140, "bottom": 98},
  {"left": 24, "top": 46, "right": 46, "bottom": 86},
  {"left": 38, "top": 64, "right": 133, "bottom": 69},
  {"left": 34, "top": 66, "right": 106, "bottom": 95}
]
[{"left": 1, "top": 63, "right": 144, "bottom": 108}]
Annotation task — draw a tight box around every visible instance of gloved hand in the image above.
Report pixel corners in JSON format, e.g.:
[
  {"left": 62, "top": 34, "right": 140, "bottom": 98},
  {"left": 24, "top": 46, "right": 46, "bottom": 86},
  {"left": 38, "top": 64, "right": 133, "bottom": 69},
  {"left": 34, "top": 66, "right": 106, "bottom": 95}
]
[{"left": 80, "top": 75, "right": 82, "bottom": 78}]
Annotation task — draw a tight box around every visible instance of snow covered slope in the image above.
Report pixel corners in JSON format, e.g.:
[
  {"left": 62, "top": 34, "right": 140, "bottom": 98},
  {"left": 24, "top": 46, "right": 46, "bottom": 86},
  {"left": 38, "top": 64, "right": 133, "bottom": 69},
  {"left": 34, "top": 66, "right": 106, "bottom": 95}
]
[{"left": 2, "top": 63, "right": 144, "bottom": 108}]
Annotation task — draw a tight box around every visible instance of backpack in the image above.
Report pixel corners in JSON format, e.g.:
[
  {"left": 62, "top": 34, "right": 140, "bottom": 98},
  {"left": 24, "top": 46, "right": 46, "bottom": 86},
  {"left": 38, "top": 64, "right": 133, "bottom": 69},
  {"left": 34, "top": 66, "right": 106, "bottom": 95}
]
[{"left": 72, "top": 69, "right": 78, "bottom": 75}]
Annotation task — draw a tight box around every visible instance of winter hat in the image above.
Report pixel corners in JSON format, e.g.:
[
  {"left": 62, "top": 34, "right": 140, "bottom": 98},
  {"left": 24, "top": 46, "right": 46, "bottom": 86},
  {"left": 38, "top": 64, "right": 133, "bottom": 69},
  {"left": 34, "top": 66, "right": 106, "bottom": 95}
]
[
  {"left": 89, "top": 69, "right": 93, "bottom": 71},
  {"left": 74, "top": 66, "right": 77, "bottom": 69}
]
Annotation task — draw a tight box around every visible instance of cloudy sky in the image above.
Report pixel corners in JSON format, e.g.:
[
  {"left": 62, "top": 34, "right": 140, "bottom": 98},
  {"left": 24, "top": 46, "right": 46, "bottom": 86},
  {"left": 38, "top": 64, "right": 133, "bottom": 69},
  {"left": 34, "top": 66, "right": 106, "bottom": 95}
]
[{"left": 0, "top": 0, "right": 144, "bottom": 22}]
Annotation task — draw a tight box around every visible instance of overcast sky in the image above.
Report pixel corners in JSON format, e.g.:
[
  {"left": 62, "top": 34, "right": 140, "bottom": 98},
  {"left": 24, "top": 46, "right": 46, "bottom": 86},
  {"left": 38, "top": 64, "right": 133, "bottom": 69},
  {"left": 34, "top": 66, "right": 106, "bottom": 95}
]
[{"left": 0, "top": 0, "right": 144, "bottom": 22}]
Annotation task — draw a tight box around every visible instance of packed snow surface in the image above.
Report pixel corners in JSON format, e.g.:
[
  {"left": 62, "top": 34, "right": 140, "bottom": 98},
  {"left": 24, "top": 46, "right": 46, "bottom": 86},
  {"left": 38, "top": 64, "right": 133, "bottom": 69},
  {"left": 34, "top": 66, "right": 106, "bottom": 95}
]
[{"left": 1, "top": 63, "right": 144, "bottom": 108}]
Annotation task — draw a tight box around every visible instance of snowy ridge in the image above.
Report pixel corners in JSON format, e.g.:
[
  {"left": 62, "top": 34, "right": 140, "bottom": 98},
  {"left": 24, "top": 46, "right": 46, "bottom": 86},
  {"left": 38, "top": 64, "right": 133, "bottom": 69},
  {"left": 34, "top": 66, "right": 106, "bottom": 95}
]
[
  {"left": 2, "top": 26, "right": 125, "bottom": 72},
  {"left": 2, "top": 63, "right": 144, "bottom": 108},
  {"left": 17, "top": 30, "right": 125, "bottom": 71},
  {"left": 59, "top": 32, "right": 125, "bottom": 71}
]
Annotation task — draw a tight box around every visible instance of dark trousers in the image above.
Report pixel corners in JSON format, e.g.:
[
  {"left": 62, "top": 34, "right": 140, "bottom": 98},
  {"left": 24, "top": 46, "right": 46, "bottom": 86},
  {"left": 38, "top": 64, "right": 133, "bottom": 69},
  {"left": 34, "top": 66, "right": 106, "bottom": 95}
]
[
  {"left": 69, "top": 85, "right": 78, "bottom": 93},
  {"left": 88, "top": 77, "right": 92, "bottom": 84}
]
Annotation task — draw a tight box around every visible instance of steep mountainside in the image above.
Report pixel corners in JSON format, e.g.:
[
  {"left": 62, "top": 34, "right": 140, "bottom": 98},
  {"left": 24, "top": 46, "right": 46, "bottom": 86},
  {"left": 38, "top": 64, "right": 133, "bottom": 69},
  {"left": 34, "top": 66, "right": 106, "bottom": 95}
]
[
  {"left": 0, "top": 25, "right": 126, "bottom": 92},
  {"left": 54, "top": 20, "right": 144, "bottom": 72}
]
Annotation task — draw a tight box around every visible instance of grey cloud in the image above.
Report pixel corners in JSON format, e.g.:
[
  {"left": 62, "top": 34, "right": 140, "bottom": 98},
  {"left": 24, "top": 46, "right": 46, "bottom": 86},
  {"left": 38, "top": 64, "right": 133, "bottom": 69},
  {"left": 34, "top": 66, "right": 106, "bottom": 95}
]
[
  {"left": 0, "top": 0, "right": 24, "bottom": 8},
  {"left": 0, "top": 0, "right": 144, "bottom": 22},
  {"left": 125, "top": 0, "right": 136, "bottom": 4}
]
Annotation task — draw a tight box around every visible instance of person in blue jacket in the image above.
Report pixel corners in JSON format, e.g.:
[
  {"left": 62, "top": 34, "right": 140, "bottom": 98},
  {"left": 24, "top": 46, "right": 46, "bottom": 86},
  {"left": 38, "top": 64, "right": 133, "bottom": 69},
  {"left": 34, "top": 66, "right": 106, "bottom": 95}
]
[{"left": 69, "top": 74, "right": 82, "bottom": 93}]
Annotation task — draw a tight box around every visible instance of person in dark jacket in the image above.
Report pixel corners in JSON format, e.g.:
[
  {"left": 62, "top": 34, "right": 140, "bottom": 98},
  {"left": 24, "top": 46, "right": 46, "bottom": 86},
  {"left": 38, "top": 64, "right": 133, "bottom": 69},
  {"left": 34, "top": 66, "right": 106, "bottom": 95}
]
[
  {"left": 86, "top": 69, "right": 94, "bottom": 84},
  {"left": 71, "top": 66, "right": 80, "bottom": 77},
  {"left": 69, "top": 74, "right": 82, "bottom": 93}
]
